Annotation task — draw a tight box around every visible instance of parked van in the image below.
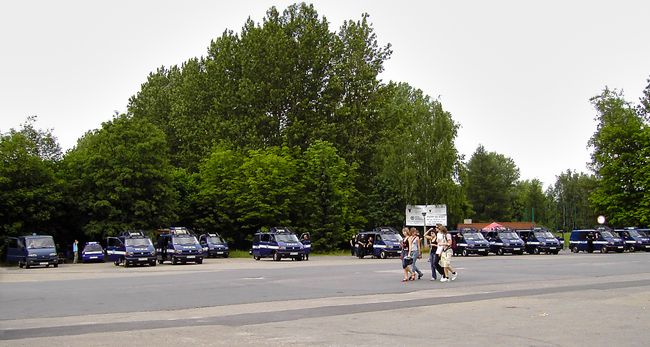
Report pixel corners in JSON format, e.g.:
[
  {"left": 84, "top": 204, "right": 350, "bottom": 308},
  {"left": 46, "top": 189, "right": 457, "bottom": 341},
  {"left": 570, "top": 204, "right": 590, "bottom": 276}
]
[
  {"left": 198, "top": 233, "right": 230, "bottom": 258},
  {"left": 6, "top": 234, "right": 58, "bottom": 268},
  {"left": 483, "top": 230, "right": 525, "bottom": 255},
  {"left": 452, "top": 230, "right": 490, "bottom": 256},
  {"left": 352, "top": 227, "right": 402, "bottom": 259},
  {"left": 615, "top": 227, "right": 650, "bottom": 252},
  {"left": 81, "top": 242, "right": 105, "bottom": 263},
  {"left": 156, "top": 227, "right": 203, "bottom": 265},
  {"left": 569, "top": 227, "right": 625, "bottom": 253},
  {"left": 251, "top": 227, "right": 306, "bottom": 261},
  {"left": 517, "top": 228, "right": 563, "bottom": 255},
  {"left": 106, "top": 231, "right": 157, "bottom": 267}
]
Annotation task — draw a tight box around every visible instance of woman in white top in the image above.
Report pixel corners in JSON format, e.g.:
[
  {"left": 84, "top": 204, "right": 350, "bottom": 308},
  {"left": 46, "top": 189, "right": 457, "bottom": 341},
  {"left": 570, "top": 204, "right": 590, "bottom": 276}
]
[{"left": 437, "top": 226, "right": 458, "bottom": 282}]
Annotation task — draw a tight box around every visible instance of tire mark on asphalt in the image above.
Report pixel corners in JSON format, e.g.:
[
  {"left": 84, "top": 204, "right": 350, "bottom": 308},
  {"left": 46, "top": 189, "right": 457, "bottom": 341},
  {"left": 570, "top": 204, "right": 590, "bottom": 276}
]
[{"left": 2, "top": 279, "right": 649, "bottom": 341}]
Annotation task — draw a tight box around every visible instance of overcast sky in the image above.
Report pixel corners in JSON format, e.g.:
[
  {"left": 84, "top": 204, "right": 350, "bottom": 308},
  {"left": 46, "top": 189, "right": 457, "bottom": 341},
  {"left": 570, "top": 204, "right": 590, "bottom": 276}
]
[{"left": 1, "top": 0, "right": 649, "bottom": 188}]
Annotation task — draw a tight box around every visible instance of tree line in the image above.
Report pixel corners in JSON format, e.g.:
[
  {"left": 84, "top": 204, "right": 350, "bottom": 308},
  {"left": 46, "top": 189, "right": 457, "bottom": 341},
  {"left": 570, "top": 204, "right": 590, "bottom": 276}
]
[{"left": 1, "top": 3, "right": 649, "bottom": 254}]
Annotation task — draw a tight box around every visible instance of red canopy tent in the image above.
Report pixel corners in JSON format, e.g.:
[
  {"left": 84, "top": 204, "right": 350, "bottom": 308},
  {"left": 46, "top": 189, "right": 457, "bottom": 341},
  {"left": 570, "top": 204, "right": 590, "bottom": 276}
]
[{"left": 481, "top": 222, "right": 506, "bottom": 231}]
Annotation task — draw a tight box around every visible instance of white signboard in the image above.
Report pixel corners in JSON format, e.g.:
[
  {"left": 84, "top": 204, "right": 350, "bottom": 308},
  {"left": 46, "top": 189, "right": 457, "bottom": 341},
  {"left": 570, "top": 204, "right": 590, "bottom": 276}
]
[{"left": 405, "top": 204, "right": 447, "bottom": 227}]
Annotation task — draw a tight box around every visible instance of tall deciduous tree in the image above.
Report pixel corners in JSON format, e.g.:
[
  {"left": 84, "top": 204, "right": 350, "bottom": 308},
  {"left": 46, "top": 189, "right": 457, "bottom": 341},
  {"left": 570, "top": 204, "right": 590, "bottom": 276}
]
[
  {"left": 589, "top": 87, "right": 650, "bottom": 226},
  {"left": 511, "top": 179, "right": 549, "bottom": 223},
  {"left": 466, "top": 145, "right": 520, "bottom": 221},
  {"left": 61, "top": 115, "right": 178, "bottom": 239},
  {"left": 546, "top": 170, "right": 598, "bottom": 230}
]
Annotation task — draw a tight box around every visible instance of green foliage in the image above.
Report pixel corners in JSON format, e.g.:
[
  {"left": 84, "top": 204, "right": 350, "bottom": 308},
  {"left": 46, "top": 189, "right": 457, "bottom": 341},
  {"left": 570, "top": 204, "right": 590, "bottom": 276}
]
[
  {"left": 588, "top": 86, "right": 650, "bottom": 226},
  {"left": 466, "top": 145, "right": 520, "bottom": 221},
  {"left": 511, "top": 179, "right": 549, "bottom": 223},
  {"left": 61, "top": 115, "right": 178, "bottom": 239},
  {"left": 546, "top": 170, "right": 598, "bottom": 230}
]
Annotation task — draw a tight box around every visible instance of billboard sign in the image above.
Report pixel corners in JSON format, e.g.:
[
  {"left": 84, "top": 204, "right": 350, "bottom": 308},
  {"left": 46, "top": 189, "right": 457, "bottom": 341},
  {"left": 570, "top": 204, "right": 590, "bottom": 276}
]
[{"left": 405, "top": 204, "right": 447, "bottom": 227}]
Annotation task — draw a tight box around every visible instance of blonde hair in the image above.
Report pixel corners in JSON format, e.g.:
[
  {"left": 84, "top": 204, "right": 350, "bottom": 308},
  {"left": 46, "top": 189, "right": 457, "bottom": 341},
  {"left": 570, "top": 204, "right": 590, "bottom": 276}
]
[
  {"left": 401, "top": 227, "right": 409, "bottom": 235},
  {"left": 438, "top": 226, "right": 448, "bottom": 234},
  {"left": 409, "top": 227, "right": 418, "bottom": 236}
]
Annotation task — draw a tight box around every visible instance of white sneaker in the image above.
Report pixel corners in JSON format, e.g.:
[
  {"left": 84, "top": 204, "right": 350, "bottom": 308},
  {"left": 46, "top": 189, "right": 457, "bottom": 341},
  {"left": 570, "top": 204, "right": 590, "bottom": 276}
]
[
  {"left": 451, "top": 272, "right": 458, "bottom": 281},
  {"left": 440, "top": 277, "right": 449, "bottom": 282}
]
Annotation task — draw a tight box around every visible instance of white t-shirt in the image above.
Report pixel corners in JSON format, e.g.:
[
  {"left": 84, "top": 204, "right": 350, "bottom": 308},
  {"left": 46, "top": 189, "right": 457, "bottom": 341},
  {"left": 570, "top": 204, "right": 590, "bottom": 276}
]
[{"left": 436, "top": 232, "right": 447, "bottom": 255}]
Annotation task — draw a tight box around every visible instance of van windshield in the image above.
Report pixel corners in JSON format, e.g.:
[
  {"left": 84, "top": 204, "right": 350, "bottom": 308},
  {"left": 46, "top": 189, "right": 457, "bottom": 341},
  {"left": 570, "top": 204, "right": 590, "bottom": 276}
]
[
  {"left": 627, "top": 230, "right": 645, "bottom": 238},
  {"left": 172, "top": 236, "right": 198, "bottom": 246},
  {"left": 275, "top": 234, "right": 300, "bottom": 242},
  {"left": 125, "top": 238, "right": 152, "bottom": 247},
  {"left": 535, "top": 231, "right": 555, "bottom": 239},
  {"left": 463, "top": 233, "right": 484, "bottom": 240},
  {"left": 381, "top": 234, "right": 400, "bottom": 242},
  {"left": 83, "top": 244, "right": 103, "bottom": 252},
  {"left": 208, "top": 236, "right": 224, "bottom": 244},
  {"left": 499, "top": 232, "right": 519, "bottom": 240},
  {"left": 26, "top": 237, "right": 55, "bottom": 249},
  {"left": 600, "top": 231, "right": 616, "bottom": 238}
]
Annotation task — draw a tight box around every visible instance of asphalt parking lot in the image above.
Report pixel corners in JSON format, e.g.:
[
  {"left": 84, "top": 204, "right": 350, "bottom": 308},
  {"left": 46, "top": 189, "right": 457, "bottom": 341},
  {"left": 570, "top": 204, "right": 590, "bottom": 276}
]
[{"left": 1, "top": 251, "right": 649, "bottom": 346}]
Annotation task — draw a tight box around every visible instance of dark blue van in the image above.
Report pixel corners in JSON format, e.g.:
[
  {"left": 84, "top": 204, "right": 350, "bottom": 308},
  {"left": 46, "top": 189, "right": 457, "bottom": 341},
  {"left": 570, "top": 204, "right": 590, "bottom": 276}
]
[
  {"left": 252, "top": 227, "right": 306, "bottom": 261},
  {"left": 156, "top": 227, "right": 203, "bottom": 265},
  {"left": 453, "top": 230, "right": 490, "bottom": 256},
  {"left": 517, "top": 228, "right": 563, "bottom": 255},
  {"left": 483, "top": 230, "right": 525, "bottom": 255},
  {"left": 107, "top": 231, "right": 157, "bottom": 267},
  {"left": 198, "top": 233, "right": 230, "bottom": 258},
  {"left": 569, "top": 228, "right": 625, "bottom": 253},
  {"left": 352, "top": 227, "right": 403, "bottom": 259},
  {"left": 81, "top": 242, "right": 105, "bottom": 263},
  {"left": 615, "top": 228, "right": 650, "bottom": 252},
  {"left": 6, "top": 234, "right": 58, "bottom": 268}
]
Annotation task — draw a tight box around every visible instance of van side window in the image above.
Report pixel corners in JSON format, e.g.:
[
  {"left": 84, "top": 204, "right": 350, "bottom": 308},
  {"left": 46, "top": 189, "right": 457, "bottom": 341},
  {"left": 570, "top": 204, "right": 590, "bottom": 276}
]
[
  {"left": 261, "top": 234, "right": 270, "bottom": 242},
  {"left": 8, "top": 238, "right": 18, "bottom": 249}
]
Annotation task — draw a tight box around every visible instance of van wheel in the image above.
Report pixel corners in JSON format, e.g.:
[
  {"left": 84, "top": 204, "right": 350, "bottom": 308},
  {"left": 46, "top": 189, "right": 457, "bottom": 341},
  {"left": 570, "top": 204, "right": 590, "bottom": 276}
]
[
  {"left": 25, "top": 263, "right": 30, "bottom": 269},
  {"left": 273, "top": 252, "right": 281, "bottom": 261},
  {"left": 571, "top": 246, "right": 578, "bottom": 253},
  {"left": 629, "top": 246, "right": 636, "bottom": 252},
  {"left": 196, "top": 259, "right": 203, "bottom": 264},
  {"left": 157, "top": 259, "right": 163, "bottom": 264},
  {"left": 53, "top": 263, "right": 58, "bottom": 268},
  {"left": 150, "top": 261, "right": 156, "bottom": 266},
  {"left": 497, "top": 248, "right": 504, "bottom": 255},
  {"left": 124, "top": 260, "right": 129, "bottom": 268},
  {"left": 462, "top": 249, "right": 468, "bottom": 257},
  {"left": 482, "top": 252, "right": 489, "bottom": 256},
  {"left": 254, "top": 255, "right": 260, "bottom": 260},
  {"left": 380, "top": 251, "right": 387, "bottom": 259},
  {"left": 533, "top": 247, "right": 540, "bottom": 255},
  {"left": 601, "top": 247, "right": 608, "bottom": 254},
  {"left": 172, "top": 257, "right": 178, "bottom": 265},
  {"left": 18, "top": 261, "right": 24, "bottom": 268}
]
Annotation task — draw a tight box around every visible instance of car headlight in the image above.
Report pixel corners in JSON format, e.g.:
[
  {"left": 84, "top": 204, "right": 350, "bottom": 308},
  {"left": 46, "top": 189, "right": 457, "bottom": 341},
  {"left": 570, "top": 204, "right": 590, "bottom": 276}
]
[
  {"left": 151, "top": 250, "right": 156, "bottom": 256},
  {"left": 126, "top": 252, "right": 134, "bottom": 256},
  {"left": 29, "top": 253, "right": 37, "bottom": 257},
  {"left": 279, "top": 246, "right": 286, "bottom": 250},
  {"left": 50, "top": 253, "right": 57, "bottom": 256},
  {"left": 638, "top": 241, "right": 643, "bottom": 244},
  {"left": 176, "top": 250, "right": 183, "bottom": 254}
]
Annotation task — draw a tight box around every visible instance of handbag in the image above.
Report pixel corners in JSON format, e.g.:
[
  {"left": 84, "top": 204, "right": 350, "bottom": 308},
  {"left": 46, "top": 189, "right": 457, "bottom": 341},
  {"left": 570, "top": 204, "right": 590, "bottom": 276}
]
[{"left": 404, "top": 256, "right": 413, "bottom": 265}]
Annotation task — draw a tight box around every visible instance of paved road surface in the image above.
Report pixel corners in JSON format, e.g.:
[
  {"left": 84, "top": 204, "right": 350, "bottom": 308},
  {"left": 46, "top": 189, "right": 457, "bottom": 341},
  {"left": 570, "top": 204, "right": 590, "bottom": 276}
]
[{"left": 1, "top": 251, "right": 649, "bottom": 346}]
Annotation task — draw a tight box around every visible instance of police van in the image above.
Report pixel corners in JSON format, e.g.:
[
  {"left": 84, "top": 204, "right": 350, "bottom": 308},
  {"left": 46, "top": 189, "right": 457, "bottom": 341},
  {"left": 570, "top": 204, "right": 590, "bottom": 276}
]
[
  {"left": 615, "top": 227, "right": 650, "bottom": 252},
  {"left": 452, "top": 229, "right": 490, "bottom": 256},
  {"left": 81, "top": 242, "right": 105, "bottom": 263},
  {"left": 517, "top": 228, "right": 563, "bottom": 255},
  {"left": 483, "top": 230, "right": 525, "bottom": 255},
  {"left": 106, "top": 231, "right": 157, "bottom": 267},
  {"left": 156, "top": 227, "right": 203, "bottom": 265},
  {"left": 352, "top": 227, "right": 403, "bottom": 259},
  {"left": 251, "top": 227, "right": 306, "bottom": 261},
  {"left": 5, "top": 234, "right": 59, "bottom": 268},
  {"left": 198, "top": 233, "right": 230, "bottom": 258},
  {"left": 569, "top": 227, "right": 625, "bottom": 253}
]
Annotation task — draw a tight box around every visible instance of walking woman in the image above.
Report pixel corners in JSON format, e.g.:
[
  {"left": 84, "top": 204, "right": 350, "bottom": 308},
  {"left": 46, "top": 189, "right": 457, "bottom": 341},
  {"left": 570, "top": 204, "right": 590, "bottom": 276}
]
[
  {"left": 401, "top": 227, "right": 414, "bottom": 282},
  {"left": 438, "top": 226, "right": 458, "bottom": 282},
  {"left": 408, "top": 227, "right": 424, "bottom": 280}
]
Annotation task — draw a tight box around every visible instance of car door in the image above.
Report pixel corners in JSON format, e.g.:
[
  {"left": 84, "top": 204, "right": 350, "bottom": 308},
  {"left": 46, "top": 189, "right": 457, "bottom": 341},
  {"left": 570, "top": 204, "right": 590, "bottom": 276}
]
[
  {"left": 6, "top": 237, "right": 22, "bottom": 263},
  {"left": 106, "top": 237, "right": 123, "bottom": 262}
]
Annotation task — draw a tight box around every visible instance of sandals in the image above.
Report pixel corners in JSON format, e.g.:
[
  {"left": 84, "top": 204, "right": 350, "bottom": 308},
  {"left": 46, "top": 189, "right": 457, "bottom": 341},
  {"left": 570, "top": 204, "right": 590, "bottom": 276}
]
[
  {"left": 401, "top": 278, "right": 409, "bottom": 282},
  {"left": 409, "top": 273, "right": 417, "bottom": 281}
]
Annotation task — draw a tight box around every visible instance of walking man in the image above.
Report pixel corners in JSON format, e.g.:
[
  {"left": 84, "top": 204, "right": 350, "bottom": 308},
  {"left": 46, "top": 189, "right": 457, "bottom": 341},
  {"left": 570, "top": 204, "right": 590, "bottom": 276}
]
[{"left": 73, "top": 239, "right": 79, "bottom": 264}]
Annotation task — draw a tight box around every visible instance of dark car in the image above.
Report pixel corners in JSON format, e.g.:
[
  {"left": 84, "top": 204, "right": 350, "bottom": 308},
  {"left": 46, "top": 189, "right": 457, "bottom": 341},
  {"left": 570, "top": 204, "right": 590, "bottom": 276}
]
[
  {"left": 81, "top": 242, "right": 105, "bottom": 263},
  {"left": 6, "top": 234, "right": 59, "bottom": 268},
  {"left": 251, "top": 226, "right": 306, "bottom": 261},
  {"left": 453, "top": 230, "right": 490, "bottom": 256},
  {"left": 156, "top": 227, "right": 203, "bottom": 265},
  {"left": 352, "top": 227, "right": 402, "bottom": 259},
  {"left": 483, "top": 230, "right": 525, "bottom": 255},
  {"left": 198, "top": 233, "right": 229, "bottom": 258},
  {"left": 517, "top": 228, "right": 563, "bottom": 255},
  {"left": 107, "top": 231, "right": 157, "bottom": 267}
]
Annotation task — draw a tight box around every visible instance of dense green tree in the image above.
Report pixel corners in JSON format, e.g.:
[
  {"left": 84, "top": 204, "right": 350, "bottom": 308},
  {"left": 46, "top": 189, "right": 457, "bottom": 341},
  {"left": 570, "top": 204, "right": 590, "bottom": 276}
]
[
  {"left": 588, "top": 87, "right": 650, "bottom": 226},
  {"left": 466, "top": 145, "right": 520, "bottom": 221},
  {"left": 546, "top": 170, "right": 598, "bottom": 230},
  {"left": 61, "top": 115, "right": 178, "bottom": 239},
  {"left": 0, "top": 131, "right": 62, "bottom": 243},
  {"left": 293, "top": 141, "right": 362, "bottom": 250},
  {"left": 511, "top": 179, "right": 549, "bottom": 224}
]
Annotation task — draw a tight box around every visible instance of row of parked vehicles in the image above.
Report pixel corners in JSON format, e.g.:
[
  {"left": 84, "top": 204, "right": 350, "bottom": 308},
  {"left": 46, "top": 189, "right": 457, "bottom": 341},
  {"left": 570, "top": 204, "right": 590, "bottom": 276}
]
[
  {"left": 5, "top": 226, "right": 314, "bottom": 268},
  {"left": 350, "top": 226, "right": 650, "bottom": 258}
]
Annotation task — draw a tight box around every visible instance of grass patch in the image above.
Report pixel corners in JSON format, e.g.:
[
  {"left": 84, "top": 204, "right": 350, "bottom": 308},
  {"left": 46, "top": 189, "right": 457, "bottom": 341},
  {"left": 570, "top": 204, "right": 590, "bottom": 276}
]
[{"left": 228, "top": 249, "right": 253, "bottom": 258}]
